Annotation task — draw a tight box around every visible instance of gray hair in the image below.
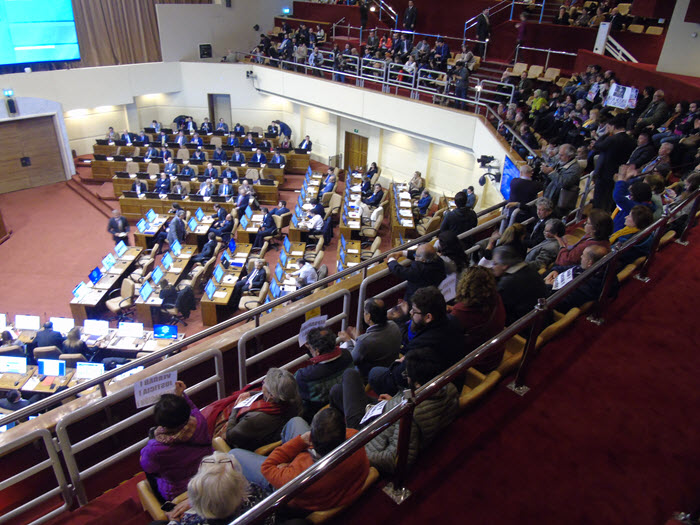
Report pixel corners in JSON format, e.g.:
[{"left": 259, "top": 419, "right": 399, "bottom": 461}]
[
  {"left": 559, "top": 144, "right": 576, "bottom": 158},
  {"left": 188, "top": 452, "right": 248, "bottom": 520},
  {"left": 545, "top": 218, "right": 566, "bottom": 237},
  {"left": 493, "top": 245, "right": 524, "bottom": 267},
  {"left": 535, "top": 197, "right": 554, "bottom": 211},
  {"left": 263, "top": 368, "right": 302, "bottom": 413}
]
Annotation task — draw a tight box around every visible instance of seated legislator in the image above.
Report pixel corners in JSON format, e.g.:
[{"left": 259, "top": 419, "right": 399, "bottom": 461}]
[
  {"left": 221, "top": 166, "right": 238, "bottom": 181},
  {"left": 330, "top": 347, "right": 458, "bottom": 475},
  {"left": 203, "top": 162, "right": 219, "bottom": 179},
  {"left": 108, "top": 209, "right": 129, "bottom": 245},
  {"left": 155, "top": 173, "right": 171, "bottom": 194},
  {"left": 230, "top": 259, "right": 267, "bottom": 310},
  {"left": 233, "top": 123, "right": 245, "bottom": 135},
  {"left": 198, "top": 179, "right": 214, "bottom": 197},
  {"left": 211, "top": 214, "right": 234, "bottom": 243},
  {"left": 190, "top": 133, "right": 204, "bottom": 147},
  {"left": 362, "top": 183, "right": 384, "bottom": 208},
  {"left": 171, "top": 181, "right": 186, "bottom": 195},
  {"left": 132, "top": 180, "right": 147, "bottom": 195},
  {"left": 415, "top": 189, "right": 432, "bottom": 216},
  {"left": 174, "top": 131, "right": 187, "bottom": 148},
  {"left": 216, "top": 118, "right": 229, "bottom": 133},
  {"left": 32, "top": 321, "right": 65, "bottom": 351},
  {"left": 191, "top": 147, "right": 207, "bottom": 161},
  {"left": 200, "top": 117, "right": 212, "bottom": 134},
  {"left": 140, "top": 381, "right": 213, "bottom": 503},
  {"left": 287, "top": 258, "right": 318, "bottom": 289},
  {"left": 269, "top": 150, "right": 286, "bottom": 165},
  {"left": 218, "top": 178, "right": 234, "bottom": 198},
  {"left": 408, "top": 170, "right": 425, "bottom": 198},
  {"left": 252, "top": 208, "right": 276, "bottom": 249},
  {"left": 179, "top": 165, "right": 195, "bottom": 178},
  {"left": 227, "top": 133, "right": 240, "bottom": 147},
  {"left": 294, "top": 328, "right": 353, "bottom": 421},
  {"left": 242, "top": 134, "right": 256, "bottom": 147},
  {"left": 160, "top": 146, "right": 173, "bottom": 161},
  {"left": 62, "top": 326, "right": 95, "bottom": 362},
  {"left": 230, "top": 148, "right": 246, "bottom": 163},
  {"left": 250, "top": 149, "right": 267, "bottom": 164},
  {"left": 144, "top": 145, "right": 159, "bottom": 159},
  {"left": 192, "top": 232, "right": 217, "bottom": 265},
  {"left": 271, "top": 200, "right": 289, "bottom": 216},
  {"left": 163, "top": 159, "right": 178, "bottom": 176},
  {"left": 213, "top": 146, "right": 228, "bottom": 162},
  {"left": 211, "top": 203, "right": 227, "bottom": 222},
  {"left": 337, "top": 298, "right": 402, "bottom": 381},
  {"left": 298, "top": 135, "right": 313, "bottom": 151},
  {"left": 231, "top": 408, "right": 370, "bottom": 513}
]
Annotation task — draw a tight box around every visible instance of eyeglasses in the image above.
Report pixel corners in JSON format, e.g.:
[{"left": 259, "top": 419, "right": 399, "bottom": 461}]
[
  {"left": 202, "top": 457, "right": 236, "bottom": 466},
  {"left": 410, "top": 307, "right": 423, "bottom": 316}
]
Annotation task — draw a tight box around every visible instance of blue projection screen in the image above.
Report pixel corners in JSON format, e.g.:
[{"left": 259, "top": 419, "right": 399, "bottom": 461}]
[{"left": 0, "top": 0, "right": 80, "bottom": 66}]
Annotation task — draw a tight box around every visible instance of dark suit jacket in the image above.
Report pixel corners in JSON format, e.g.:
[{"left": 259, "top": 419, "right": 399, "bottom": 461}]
[
  {"left": 180, "top": 167, "right": 195, "bottom": 177},
  {"left": 388, "top": 256, "right": 446, "bottom": 301},
  {"left": 155, "top": 178, "right": 171, "bottom": 193},
  {"left": 363, "top": 190, "right": 384, "bottom": 207},
  {"left": 251, "top": 153, "right": 267, "bottom": 163},
  {"left": 272, "top": 207, "right": 290, "bottom": 216},
  {"left": 627, "top": 143, "right": 656, "bottom": 168},
  {"left": 195, "top": 240, "right": 217, "bottom": 262},
  {"left": 231, "top": 153, "right": 246, "bottom": 163},
  {"left": 476, "top": 13, "right": 491, "bottom": 40},
  {"left": 260, "top": 214, "right": 275, "bottom": 230},
  {"left": 33, "top": 329, "right": 64, "bottom": 350},
  {"left": 241, "top": 268, "right": 267, "bottom": 291},
  {"left": 212, "top": 208, "right": 227, "bottom": 221},
  {"left": 131, "top": 181, "right": 147, "bottom": 193},
  {"left": 203, "top": 168, "right": 219, "bottom": 179},
  {"left": 403, "top": 5, "right": 417, "bottom": 29},
  {"left": 440, "top": 207, "right": 477, "bottom": 237},
  {"left": 298, "top": 139, "right": 313, "bottom": 151},
  {"left": 235, "top": 194, "right": 250, "bottom": 211},
  {"left": 497, "top": 263, "right": 548, "bottom": 326},
  {"left": 227, "top": 137, "right": 240, "bottom": 147},
  {"left": 594, "top": 131, "right": 636, "bottom": 182}
]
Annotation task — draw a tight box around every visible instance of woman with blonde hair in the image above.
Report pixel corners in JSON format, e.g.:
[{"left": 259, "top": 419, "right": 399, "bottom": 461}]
[
  {"left": 61, "top": 326, "right": 94, "bottom": 361},
  {"left": 165, "top": 451, "right": 272, "bottom": 525}
]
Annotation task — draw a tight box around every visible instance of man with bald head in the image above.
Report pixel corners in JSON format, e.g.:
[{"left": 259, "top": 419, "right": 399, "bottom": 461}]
[
  {"left": 544, "top": 244, "right": 617, "bottom": 311},
  {"left": 337, "top": 297, "right": 402, "bottom": 381},
  {"left": 387, "top": 243, "right": 446, "bottom": 301}
]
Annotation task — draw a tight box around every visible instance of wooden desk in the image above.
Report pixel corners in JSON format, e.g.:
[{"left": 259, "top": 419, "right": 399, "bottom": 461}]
[
  {"left": 0, "top": 208, "right": 11, "bottom": 245},
  {"left": 201, "top": 286, "right": 235, "bottom": 327},
  {"left": 21, "top": 369, "right": 76, "bottom": 394},
  {"left": 69, "top": 247, "right": 143, "bottom": 324},
  {"left": 389, "top": 184, "right": 417, "bottom": 245},
  {"left": 0, "top": 366, "right": 37, "bottom": 391},
  {"left": 133, "top": 216, "right": 168, "bottom": 249}
]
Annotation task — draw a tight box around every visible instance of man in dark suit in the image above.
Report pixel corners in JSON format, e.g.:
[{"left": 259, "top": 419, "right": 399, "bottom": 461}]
[
  {"left": 593, "top": 116, "right": 636, "bottom": 211},
  {"left": 243, "top": 134, "right": 256, "bottom": 147},
  {"left": 167, "top": 210, "right": 186, "bottom": 246},
  {"left": 155, "top": 173, "right": 171, "bottom": 194},
  {"left": 270, "top": 150, "right": 286, "bottom": 165},
  {"left": 526, "top": 198, "right": 555, "bottom": 248},
  {"left": 475, "top": 9, "right": 491, "bottom": 56},
  {"left": 31, "top": 322, "right": 64, "bottom": 354},
  {"left": 251, "top": 149, "right": 267, "bottom": 164},
  {"left": 131, "top": 180, "right": 147, "bottom": 195},
  {"left": 253, "top": 208, "right": 277, "bottom": 249},
  {"left": 273, "top": 120, "right": 292, "bottom": 140},
  {"left": 200, "top": 118, "right": 213, "bottom": 134},
  {"left": 216, "top": 118, "right": 229, "bottom": 133},
  {"left": 221, "top": 166, "right": 237, "bottom": 181},
  {"left": 185, "top": 117, "right": 197, "bottom": 133},
  {"left": 298, "top": 135, "right": 313, "bottom": 151},
  {"left": 190, "top": 133, "right": 204, "bottom": 147},
  {"left": 440, "top": 191, "right": 477, "bottom": 239},
  {"left": 212, "top": 203, "right": 227, "bottom": 222},
  {"left": 233, "top": 123, "right": 245, "bottom": 135},
  {"left": 271, "top": 200, "right": 290, "bottom": 216},
  {"left": 191, "top": 147, "right": 206, "bottom": 161},
  {"left": 218, "top": 178, "right": 234, "bottom": 198},
  {"left": 234, "top": 187, "right": 250, "bottom": 217},
  {"left": 163, "top": 159, "right": 178, "bottom": 175},
  {"left": 144, "top": 145, "right": 159, "bottom": 159},
  {"left": 403, "top": 0, "right": 417, "bottom": 32},
  {"left": 192, "top": 232, "right": 217, "bottom": 264},
  {"left": 121, "top": 130, "right": 133, "bottom": 144},
  {"left": 160, "top": 147, "right": 173, "bottom": 161},
  {"left": 211, "top": 213, "right": 234, "bottom": 243},
  {"left": 627, "top": 131, "right": 656, "bottom": 168},
  {"left": 213, "top": 147, "right": 228, "bottom": 162},
  {"left": 203, "top": 162, "right": 219, "bottom": 179},
  {"left": 180, "top": 165, "right": 195, "bottom": 178},
  {"left": 231, "top": 259, "right": 267, "bottom": 310},
  {"left": 309, "top": 198, "right": 325, "bottom": 218},
  {"left": 230, "top": 148, "right": 246, "bottom": 164},
  {"left": 362, "top": 184, "right": 384, "bottom": 208},
  {"left": 174, "top": 131, "right": 187, "bottom": 148},
  {"left": 108, "top": 209, "right": 129, "bottom": 245},
  {"left": 227, "top": 133, "right": 240, "bottom": 147}
]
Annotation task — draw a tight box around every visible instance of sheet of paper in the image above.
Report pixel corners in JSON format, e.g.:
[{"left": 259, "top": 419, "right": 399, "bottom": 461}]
[
  {"left": 360, "top": 400, "right": 387, "bottom": 425},
  {"left": 134, "top": 371, "right": 177, "bottom": 408},
  {"left": 298, "top": 315, "right": 328, "bottom": 346},
  {"left": 553, "top": 268, "right": 575, "bottom": 291},
  {"left": 233, "top": 391, "right": 263, "bottom": 409}
]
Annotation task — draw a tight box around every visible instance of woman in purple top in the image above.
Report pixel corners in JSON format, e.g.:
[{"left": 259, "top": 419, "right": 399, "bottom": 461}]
[{"left": 140, "top": 381, "right": 213, "bottom": 502}]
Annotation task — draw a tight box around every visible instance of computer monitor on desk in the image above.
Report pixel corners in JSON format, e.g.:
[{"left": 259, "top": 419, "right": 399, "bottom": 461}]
[
  {"left": 118, "top": 322, "right": 144, "bottom": 338},
  {"left": 171, "top": 240, "right": 182, "bottom": 257},
  {"left": 151, "top": 266, "right": 164, "bottom": 286},
  {"left": 75, "top": 362, "right": 105, "bottom": 380},
  {"left": 115, "top": 241, "right": 128, "bottom": 258},
  {"left": 72, "top": 282, "right": 90, "bottom": 301},
  {"left": 195, "top": 207, "right": 205, "bottom": 221},
  {"left": 83, "top": 319, "right": 110, "bottom": 337},
  {"left": 162, "top": 252, "right": 173, "bottom": 270},
  {"left": 205, "top": 279, "right": 216, "bottom": 300},
  {"left": 139, "top": 281, "right": 154, "bottom": 302},
  {"left": 123, "top": 191, "right": 138, "bottom": 198},
  {"left": 38, "top": 359, "right": 67, "bottom": 377},
  {"left": 50, "top": 317, "right": 75, "bottom": 336},
  {"left": 0, "top": 356, "right": 27, "bottom": 374},
  {"left": 213, "top": 264, "right": 224, "bottom": 283},
  {"left": 136, "top": 219, "right": 147, "bottom": 233},
  {"left": 15, "top": 315, "right": 40, "bottom": 331},
  {"left": 168, "top": 193, "right": 184, "bottom": 200},
  {"left": 88, "top": 267, "right": 102, "bottom": 285},
  {"left": 153, "top": 325, "right": 178, "bottom": 340},
  {"left": 146, "top": 209, "right": 157, "bottom": 223},
  {"left": 102, "top": 253, "right": 117, "bottom": 271},
  {"left": 188, "top": 217, "right": 198, "bottom": 232}
]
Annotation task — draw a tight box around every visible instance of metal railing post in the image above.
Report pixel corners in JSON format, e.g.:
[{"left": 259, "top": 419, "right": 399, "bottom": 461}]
[
  {"left": 510, "top": 0, "right": 515, "bottom": 20},
  {"left": 514, "top": 43, "right": 520, "bottom": 65},
  {"left": 634, "top": 215, "right": 669, "bottom": 282},
  {"left": 677, "top": 194, "right": 700, "bottom": 245},
  {"left": 539, "top": 0, "right": 546, "bottom": 23},
  {"left": 576, "top": 175, "right": 592, "bottom": 223},
  {"left": 585, "top": 249, "right": 621, "bottom": 325},
  {"left": 509, "top": 298, "right": 547, "bottom": 395},
  {"left": 545, "top": 49, "right": 551, "bottom": 70}
]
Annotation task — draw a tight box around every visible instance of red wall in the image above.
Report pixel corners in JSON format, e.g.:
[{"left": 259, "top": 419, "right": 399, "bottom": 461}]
[
  {"left": 685, "top": 0, "right": 700, "bottom": 23},
  {"left": 631, "top": 0, "right": 677, "bottom": 19},
  {"left": 574, "top": 50, "right": 700, "bottom": 103}
]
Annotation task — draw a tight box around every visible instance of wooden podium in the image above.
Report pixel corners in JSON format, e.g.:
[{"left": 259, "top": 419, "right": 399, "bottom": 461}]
[{"left": 0, "top": 208, "right": 11, "bottom": 245}]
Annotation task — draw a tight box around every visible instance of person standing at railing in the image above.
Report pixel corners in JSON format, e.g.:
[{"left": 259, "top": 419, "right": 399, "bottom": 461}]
[
  {"left": 475, "top": 8, "right": 491, "bottom": 57},
  {"left": 452, "top": 61, "right": 470, "bottom": 110},
  {"left": 308, "top": 47, "right": 323, "bottom": 77},
  {"left": 366, "top": 29, "right": 379, "bottom": 55},
  {"left": 359, "top": 0, "right": 369, "bottom": 29},
  {"left": 403, "top": 0, "right": 417, "bottom": 36},
  {"left": 514, "top": 12, "right": 527, "bottom": 63}
]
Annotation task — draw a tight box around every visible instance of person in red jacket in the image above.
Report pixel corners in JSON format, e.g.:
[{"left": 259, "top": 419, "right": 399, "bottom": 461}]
[{"left": 231, "top": 408, "right": 369, "bottom": 513}]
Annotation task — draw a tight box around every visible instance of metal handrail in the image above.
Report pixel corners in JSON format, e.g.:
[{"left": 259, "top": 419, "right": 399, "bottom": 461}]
[
  {"left": 514, "top": 44, "right": 578, "bottom": 70},
  {"left": 605, "top": 35, "right": 638, "bottom": 63},
  {"left": 331, "top": 17, "right": 346, "bottom": 41},
  {"left": 230, "top": 187, "right": 700, "bottom": 525}
]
